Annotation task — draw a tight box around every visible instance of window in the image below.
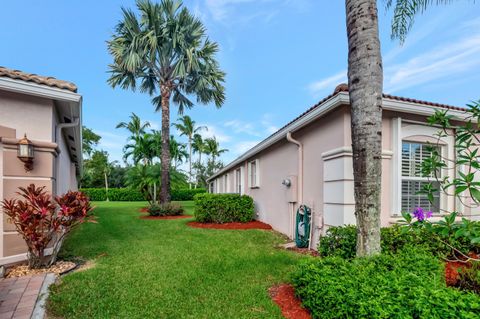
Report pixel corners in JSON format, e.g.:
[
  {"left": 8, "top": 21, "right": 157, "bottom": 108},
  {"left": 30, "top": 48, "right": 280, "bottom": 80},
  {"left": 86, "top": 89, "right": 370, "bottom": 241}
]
[
  {"left": 401, "top": 142, "right": 440, "bottom": 213},
  {"left": 249, "top": 159, "right": 260, "bottom": 188},
  {"left": 209, "top": 182, "right": 214, "bottom": 193},
  {"left": 235, "top": 168, "right": 243, "bottom": 194}
]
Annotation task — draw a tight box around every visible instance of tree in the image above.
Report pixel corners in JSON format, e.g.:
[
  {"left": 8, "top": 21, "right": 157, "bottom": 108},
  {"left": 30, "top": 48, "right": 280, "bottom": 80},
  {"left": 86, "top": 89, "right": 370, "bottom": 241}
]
[
  {"left": 107, "top": 0, "right": 226, "bottom": 204},
  {"left": 124, "top": 133, "right": 156, "bottom": 165},
  {"left": 173, "top": 115, "right": 207, "bottom": 188},
  {"left": 203, "top": 137, "right": 227, "bottom": 167},
  {"left": 193, "top": 160, "right": 224, "bottom": 189},
  {"left": 84, "top": 150, "right": 117, "bottom": 201},
  {"left": 169, "top": 135, "right": 188, "bottom": 169},
  {"left": 386, "top": 0, "right": 467, "bottom": 43},
  {"left": 82, "top": 126, "right": 101, "bottom": 158},
  {"left": 116, "top": 112, "right": 151, "bottom": 140},
  {"left": 345, "top": 0, "right": 383, "bottom": 256}
]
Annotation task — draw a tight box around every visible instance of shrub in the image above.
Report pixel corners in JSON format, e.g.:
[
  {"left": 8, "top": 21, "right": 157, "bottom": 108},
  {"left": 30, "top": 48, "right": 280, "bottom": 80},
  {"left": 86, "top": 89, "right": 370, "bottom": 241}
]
[
  {"left": 292, "top": 248, "right": 480, "bottom": 319},
  {"left": 148, "top": 203, "right": 184, "bottom": 217},
  {"left": 194, "top": 193, "right": 254, "bottom": 223},
  {"left": 1, "top": 184, "right": 94, "bottom": 269},
  {"left": 80, "top": 188, "right": 206, "bottom": 202},
  {"left": 456, "top": 261, "right": 480, "bottom": 294},
  {"left": 318, "top": 224, "right": 449, "bottom": 259}
]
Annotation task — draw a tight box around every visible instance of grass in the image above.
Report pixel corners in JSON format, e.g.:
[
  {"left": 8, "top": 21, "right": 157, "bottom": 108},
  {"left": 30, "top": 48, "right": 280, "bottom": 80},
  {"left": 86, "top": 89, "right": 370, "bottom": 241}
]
[{"left": 48, "top": 201, "right": 305, "bottom": 318}]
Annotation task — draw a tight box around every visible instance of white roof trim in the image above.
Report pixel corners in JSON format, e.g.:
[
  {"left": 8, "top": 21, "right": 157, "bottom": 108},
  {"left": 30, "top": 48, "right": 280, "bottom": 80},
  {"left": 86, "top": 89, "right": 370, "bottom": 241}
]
[
  {"left": 208, "top": 92, "right": 469, "bottom": 182},
  {"left": 0, "top": 77, "right": 81, "bottom": 103}
]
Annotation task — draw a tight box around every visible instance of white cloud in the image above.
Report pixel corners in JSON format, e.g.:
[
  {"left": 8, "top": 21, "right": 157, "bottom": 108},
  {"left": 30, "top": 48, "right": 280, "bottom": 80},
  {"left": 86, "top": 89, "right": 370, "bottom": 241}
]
[
  {"left": 260, "top": 113, "right": 278, "bottom": 135},
  {"left": 232, "top": 140, "right": 261, "bottom": 155},
  {"left": 224, "top": 119, "right": 260, "bottom": 136},
  {"left": 307, "top": 71, "right": 347, "bottom": 97},
  {"left": 385, "top": 34, "right": 480, "bottom": 93},
  {"left": 199, "top": 123, "right": 232, "bottom": 142}
]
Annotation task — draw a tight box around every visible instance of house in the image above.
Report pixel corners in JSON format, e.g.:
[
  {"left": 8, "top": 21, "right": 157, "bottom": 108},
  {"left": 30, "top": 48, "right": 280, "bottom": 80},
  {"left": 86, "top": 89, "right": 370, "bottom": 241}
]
[
  {"left": 208, "top": 84, "right": 478, "bottom": 249},
  {"left": 0, "top": 66, "right": 82, "bottom": 265}
]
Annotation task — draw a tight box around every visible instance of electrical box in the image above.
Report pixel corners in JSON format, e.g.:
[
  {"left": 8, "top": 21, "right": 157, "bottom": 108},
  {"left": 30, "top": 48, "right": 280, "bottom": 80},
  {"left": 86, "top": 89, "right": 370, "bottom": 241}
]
[{"left": 286, "top": 175, "right": 298, "bottom": 203}]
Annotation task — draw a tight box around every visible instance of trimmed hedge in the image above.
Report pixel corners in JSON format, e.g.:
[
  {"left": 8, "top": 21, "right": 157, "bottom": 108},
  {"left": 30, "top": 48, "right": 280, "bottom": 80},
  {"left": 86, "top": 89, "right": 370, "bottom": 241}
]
[
  {"left": 80, "top": 188, "right": 144, "bottom": 201},
  {"left": 292, "top": 248, "right": 480, "bottom": 319},
  {"left": 318, "top": 224, "right": 449, "bottom": 259},
  {"left": 148, "top": 203, "right": 184, "bottom": 217},
  {"left": 193, "top": 193, "right": 254, "bottom": 223},
  {"left": 80, "top": 188, "right": 206, "bottom": 201}
]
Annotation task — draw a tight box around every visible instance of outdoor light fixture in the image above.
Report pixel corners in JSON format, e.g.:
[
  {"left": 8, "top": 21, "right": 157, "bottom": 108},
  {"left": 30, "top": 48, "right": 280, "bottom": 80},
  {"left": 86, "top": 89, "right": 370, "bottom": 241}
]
[
  {"left": 282, "top": 178, "right": 291, "bottom": 187},
  {"left": 17, "top": 134, "right": 34, "bottom": 172}
]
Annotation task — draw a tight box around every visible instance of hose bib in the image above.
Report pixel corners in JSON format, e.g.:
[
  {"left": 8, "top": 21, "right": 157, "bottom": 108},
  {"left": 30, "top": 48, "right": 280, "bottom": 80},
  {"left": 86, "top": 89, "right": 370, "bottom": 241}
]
[{"left": 295, "top": 205, "right": 311, "bottom": 248}]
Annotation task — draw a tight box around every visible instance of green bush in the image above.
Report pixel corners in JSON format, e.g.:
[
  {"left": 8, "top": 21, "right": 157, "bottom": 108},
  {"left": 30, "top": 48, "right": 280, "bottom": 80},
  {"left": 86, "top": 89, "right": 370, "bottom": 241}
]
[
  {"left": 318, "top": 224, "right": 449, "bottom": 259},
  {"left": 171, "top": 188, "right": 206, "bottom": 201},
  {"left": 193, "top": 193, "right": 254, "bottom": 223},
  {"left": 148, "top": 203, "right": 184, "bottom": 217},
  {"left": 292, "top": 249, "right": 480, "bottom": 319},
  {"left": 80, "top": 188, "right": 206, "bottom": 202},
  {"left": 80, "top": 188, "right": 144, "bottom": 201}
]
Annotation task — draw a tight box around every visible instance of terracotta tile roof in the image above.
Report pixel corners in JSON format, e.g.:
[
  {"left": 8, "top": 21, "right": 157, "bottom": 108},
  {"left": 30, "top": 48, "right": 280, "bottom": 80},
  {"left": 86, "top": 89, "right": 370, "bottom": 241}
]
[
  {"left": 0, "top": 66, "right": 78, "bottom": 93},
  {"left": 268, "top": 83, "right": 466, "bottom": 140}
]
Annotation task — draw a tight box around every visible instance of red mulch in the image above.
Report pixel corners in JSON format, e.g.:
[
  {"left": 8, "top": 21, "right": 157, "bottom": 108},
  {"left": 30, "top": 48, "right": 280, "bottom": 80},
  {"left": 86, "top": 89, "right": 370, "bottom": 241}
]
[
  {"left": 140, "top": 215, "right": 191, "bottom": 220},
  {"left": 269, "top": 284, "right": 311, "bottom": 319},
  {"left": 186, "top": 220, "right": 272, "bottom": 230},
  {"left": 139, "top": 207, "right": 148, "bottom": 213},
  {"left": 445, "top": 252, "right": 480, "bottom": 286}
]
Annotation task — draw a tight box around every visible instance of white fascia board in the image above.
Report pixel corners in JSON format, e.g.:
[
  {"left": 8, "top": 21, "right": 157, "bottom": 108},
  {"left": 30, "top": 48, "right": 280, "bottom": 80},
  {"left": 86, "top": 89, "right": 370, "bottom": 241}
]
[
  {"left": 382, "top": 98, "right": 469, "bottom": 120},
  {"left": 208, "top": 93, "right": 349, "bottom": 181},
  {"left": 0, "top": 77, "right": 81, "bottom": 103}
]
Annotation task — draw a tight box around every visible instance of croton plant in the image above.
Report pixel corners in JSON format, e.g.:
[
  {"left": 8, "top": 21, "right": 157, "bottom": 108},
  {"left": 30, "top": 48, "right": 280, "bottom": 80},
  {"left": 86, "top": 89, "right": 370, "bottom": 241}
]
[{"left": 1, "top": 184, "right": 94, "bottom": 269}]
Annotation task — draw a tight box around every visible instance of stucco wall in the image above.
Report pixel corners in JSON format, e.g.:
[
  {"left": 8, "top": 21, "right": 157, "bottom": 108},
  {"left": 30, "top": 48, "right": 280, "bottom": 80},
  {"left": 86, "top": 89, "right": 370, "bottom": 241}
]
[{"left": 0, "top": 91, "right": 54, "bottom": 142}]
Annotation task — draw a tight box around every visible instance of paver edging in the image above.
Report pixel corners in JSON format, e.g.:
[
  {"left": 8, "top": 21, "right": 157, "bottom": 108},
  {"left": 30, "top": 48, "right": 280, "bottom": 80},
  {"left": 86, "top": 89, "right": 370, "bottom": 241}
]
[{"left": 31, "top": 274, "right": 55, "bottom": 319}]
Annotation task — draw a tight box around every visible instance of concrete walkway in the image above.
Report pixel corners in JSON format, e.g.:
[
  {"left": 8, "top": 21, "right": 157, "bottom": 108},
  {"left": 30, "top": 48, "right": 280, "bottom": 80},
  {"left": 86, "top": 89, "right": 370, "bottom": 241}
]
[{"left": 0, "top": 274, "right": 47, "bottom": 319}]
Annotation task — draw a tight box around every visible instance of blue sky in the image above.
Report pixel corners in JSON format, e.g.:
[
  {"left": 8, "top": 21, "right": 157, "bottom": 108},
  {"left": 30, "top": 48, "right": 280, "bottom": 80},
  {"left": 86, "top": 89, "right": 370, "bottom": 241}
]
[{"left": 0, "top": 1, "right": 479, "bottom": 166}]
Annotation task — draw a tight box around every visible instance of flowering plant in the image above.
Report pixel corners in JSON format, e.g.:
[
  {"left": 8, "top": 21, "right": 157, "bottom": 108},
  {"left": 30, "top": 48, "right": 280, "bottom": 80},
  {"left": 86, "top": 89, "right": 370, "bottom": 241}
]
[{"left": 1, "top": 184, "right": 95, "bottom": 268}]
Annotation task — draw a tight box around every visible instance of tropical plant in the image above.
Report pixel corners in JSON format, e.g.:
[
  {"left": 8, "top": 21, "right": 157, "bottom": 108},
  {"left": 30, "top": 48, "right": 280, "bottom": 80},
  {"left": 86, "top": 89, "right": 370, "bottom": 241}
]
[
  {"left": 124, "top": 133, "right": 157, "bottom": 165},
  {"left": 203, "top": 137, "right": 228, "bottom": 167},
  {"left": 193, "top": 160, "right": 224, "bottom": 188},
  {"left": 344, "top": 0, "right": 383, "bottom": 256},
  {"left": 116, "top": 112, "right": 151, "bottom": 140},
  {"left": 1, "top": 184, "right": 94, "bottom": 268},
  {"left": 83, "top": 150, "right": 117, "bottom": 201},
  {"left": 82, "top": 126, "right": 101, "bottom": 158},
  {"left": 169, "top": 135, "right": 188, "bottom": 168},
  {"left": 385, "top": 0, "right": 475, "bottom": 43},
  {"left": 107, "top": 0, "right": 226, "bottom": 203},
  {"left": 173, "top": 115, "right": 207, "bottom": 188}
]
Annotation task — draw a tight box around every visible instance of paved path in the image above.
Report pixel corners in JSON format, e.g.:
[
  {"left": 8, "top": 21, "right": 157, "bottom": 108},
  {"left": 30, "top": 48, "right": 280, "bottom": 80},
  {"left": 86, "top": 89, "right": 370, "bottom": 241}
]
[{"left": 0, "top": 274, "right": 46, "bottom": 319}]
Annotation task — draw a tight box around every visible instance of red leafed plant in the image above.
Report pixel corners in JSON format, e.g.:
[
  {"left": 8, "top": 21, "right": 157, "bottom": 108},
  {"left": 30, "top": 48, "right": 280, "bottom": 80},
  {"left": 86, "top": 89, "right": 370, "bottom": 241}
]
[{"left": 1, "top": 184, "right": 94, "bottom": 269}]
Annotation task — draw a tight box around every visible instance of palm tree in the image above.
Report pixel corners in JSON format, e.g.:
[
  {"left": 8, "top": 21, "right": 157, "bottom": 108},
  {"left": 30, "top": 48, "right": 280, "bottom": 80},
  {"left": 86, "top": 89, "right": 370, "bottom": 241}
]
[
  {"left": 203, "top": 137, "right": 227, "bottom": 167},
  {"left": 169, "top": 135, "right": 188, "bottom": 169},
  {"left": 386, "top": 0, "right": 469, "bottom": 43},
  {"left": 116, "top": 112, "right": 151, "bottom": 140},
  {"left": 192, "top": 133, "right": 205, "bottom": 165},
  {"left": 345, "top": 0, "right": 383, "bottom": 256},
  {"left": 123, "top": 133, "right": 156, "bottom": 165},
  {"left": 173, "top": 115, "right": 207, "bottom": 188},
  {"left": 107, "top": 0, "right": 226, "bottom": 203}
]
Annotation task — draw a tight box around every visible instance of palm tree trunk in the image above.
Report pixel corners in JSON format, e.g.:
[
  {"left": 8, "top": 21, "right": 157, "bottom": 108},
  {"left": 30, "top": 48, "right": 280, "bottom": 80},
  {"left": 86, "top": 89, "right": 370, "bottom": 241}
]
[
  {"left": 345, "top": 0, "right": 383, "bottom": 257},
  {"left": 104, "top": 171, "right": 109, "bottom": 202},
  {"left": 188, "top": 138, "right": 192, "bottom": 189},
  {"left": 160, "top": 86, "right": 172, "bottom": 204}
]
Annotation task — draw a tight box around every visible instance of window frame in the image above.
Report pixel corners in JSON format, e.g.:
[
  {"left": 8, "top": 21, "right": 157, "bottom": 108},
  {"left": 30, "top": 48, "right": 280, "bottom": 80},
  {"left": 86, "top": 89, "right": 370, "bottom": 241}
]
[
  {"left": 249, "top": 159, "right": 260, "bottom": 188},
  {"left": 234, "top": 168, "right": 243, "bottom": 194}
]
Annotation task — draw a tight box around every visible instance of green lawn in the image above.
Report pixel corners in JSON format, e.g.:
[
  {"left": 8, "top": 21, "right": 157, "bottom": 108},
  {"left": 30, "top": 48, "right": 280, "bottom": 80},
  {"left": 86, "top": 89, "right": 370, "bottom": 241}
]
[{"left": 48, "top": 201, "right": 305, "bottom": 318}]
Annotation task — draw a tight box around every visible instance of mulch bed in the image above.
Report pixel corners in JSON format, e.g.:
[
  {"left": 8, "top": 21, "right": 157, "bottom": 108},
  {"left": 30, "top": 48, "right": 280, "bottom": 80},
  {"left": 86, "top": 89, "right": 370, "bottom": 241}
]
[
  {"left": 187, "top": 220, "right": 272, "bottom": 230},
  {"left": 445, "top": 252, "right": 480, "bottom": 286},
  {"left": 269, "top": 284, "right": 311, "bottom": 319},
  {"left": 139, "top": 207, "right": 149, "bottom": 213},
  {"left": 140, "top": 215, "right": 191, "bottom": 220},
  {"left": 5, "top": 260, "right": 77, "bottom": 278}
]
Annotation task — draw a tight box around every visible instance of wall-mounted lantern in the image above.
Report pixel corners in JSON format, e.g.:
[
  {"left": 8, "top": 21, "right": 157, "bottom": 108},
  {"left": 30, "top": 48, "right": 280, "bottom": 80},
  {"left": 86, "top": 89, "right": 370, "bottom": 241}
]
[
  {"left": 282, "top": 178, "right": 292, "bottom": 187},
  {"left": 17, "top": 134, "right": 34, "bottom": 172}
]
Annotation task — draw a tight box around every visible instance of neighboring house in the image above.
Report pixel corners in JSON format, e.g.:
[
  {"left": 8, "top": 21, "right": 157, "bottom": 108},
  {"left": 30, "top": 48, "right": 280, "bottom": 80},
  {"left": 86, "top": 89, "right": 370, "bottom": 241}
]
[
  {"left": 208, "top": 84, "right": 478, "bottom": 249},
  {"left": 0, "top": 66, "right": 82, "bottom": 265}
]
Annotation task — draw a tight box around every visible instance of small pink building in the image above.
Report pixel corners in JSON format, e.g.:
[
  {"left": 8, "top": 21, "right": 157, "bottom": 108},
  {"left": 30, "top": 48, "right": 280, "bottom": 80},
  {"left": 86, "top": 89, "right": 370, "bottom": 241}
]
[
  {"left": 0, "top": 67, "right": 82, "bottom": 265},
  {"left": 208, "top": 84, "right": 476, "bottom": 248}
]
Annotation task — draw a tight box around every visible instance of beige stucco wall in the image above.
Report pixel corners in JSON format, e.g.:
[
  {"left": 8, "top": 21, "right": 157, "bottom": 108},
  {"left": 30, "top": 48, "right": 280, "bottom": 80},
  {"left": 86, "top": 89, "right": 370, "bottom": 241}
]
[{"left": 211, "top": 104, "right": 467, "bottom": 249}]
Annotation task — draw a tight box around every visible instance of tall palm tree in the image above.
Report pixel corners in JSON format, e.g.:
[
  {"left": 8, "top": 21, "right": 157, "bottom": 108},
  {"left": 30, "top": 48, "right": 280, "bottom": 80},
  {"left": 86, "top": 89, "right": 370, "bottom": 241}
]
[
  {"left": 107, "top": 0, "right": 226, "bottom": 203},
  {"left": 123, "top": 133, "right": 156, "bottom": 165},
  {"left": 116, "top": 112, "right": 151, "bottom": 140},
  {"left": 173, "top": 115, "right": 207, "bottom": 188},
  {"left": 345, "top": 0, "right": 383, "bottom": 257},
  {"left": 192, "top": 133, "right": 205, "bottom": 165},
  {"left": 203, "top": 137, "right": 227, "bottom": 167}
]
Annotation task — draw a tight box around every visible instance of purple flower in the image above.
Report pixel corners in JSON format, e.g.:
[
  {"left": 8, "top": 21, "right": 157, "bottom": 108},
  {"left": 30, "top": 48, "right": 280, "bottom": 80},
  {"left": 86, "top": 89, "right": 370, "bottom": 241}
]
[
  {"left": 412, "top": 207, "right": 425, "bottom": 221},
  {"left": 426, "top": 211, "right": 433, "bottom": 219}
]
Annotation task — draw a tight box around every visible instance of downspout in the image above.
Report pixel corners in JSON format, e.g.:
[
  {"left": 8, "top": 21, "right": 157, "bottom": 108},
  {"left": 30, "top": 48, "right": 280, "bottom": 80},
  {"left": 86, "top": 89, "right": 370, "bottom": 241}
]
[
  {"left": 55, "top": 117, "right": 80, "bottom": 194},
  {"left": 286, "top": 132, "right": 305, "bottom": 243}
]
